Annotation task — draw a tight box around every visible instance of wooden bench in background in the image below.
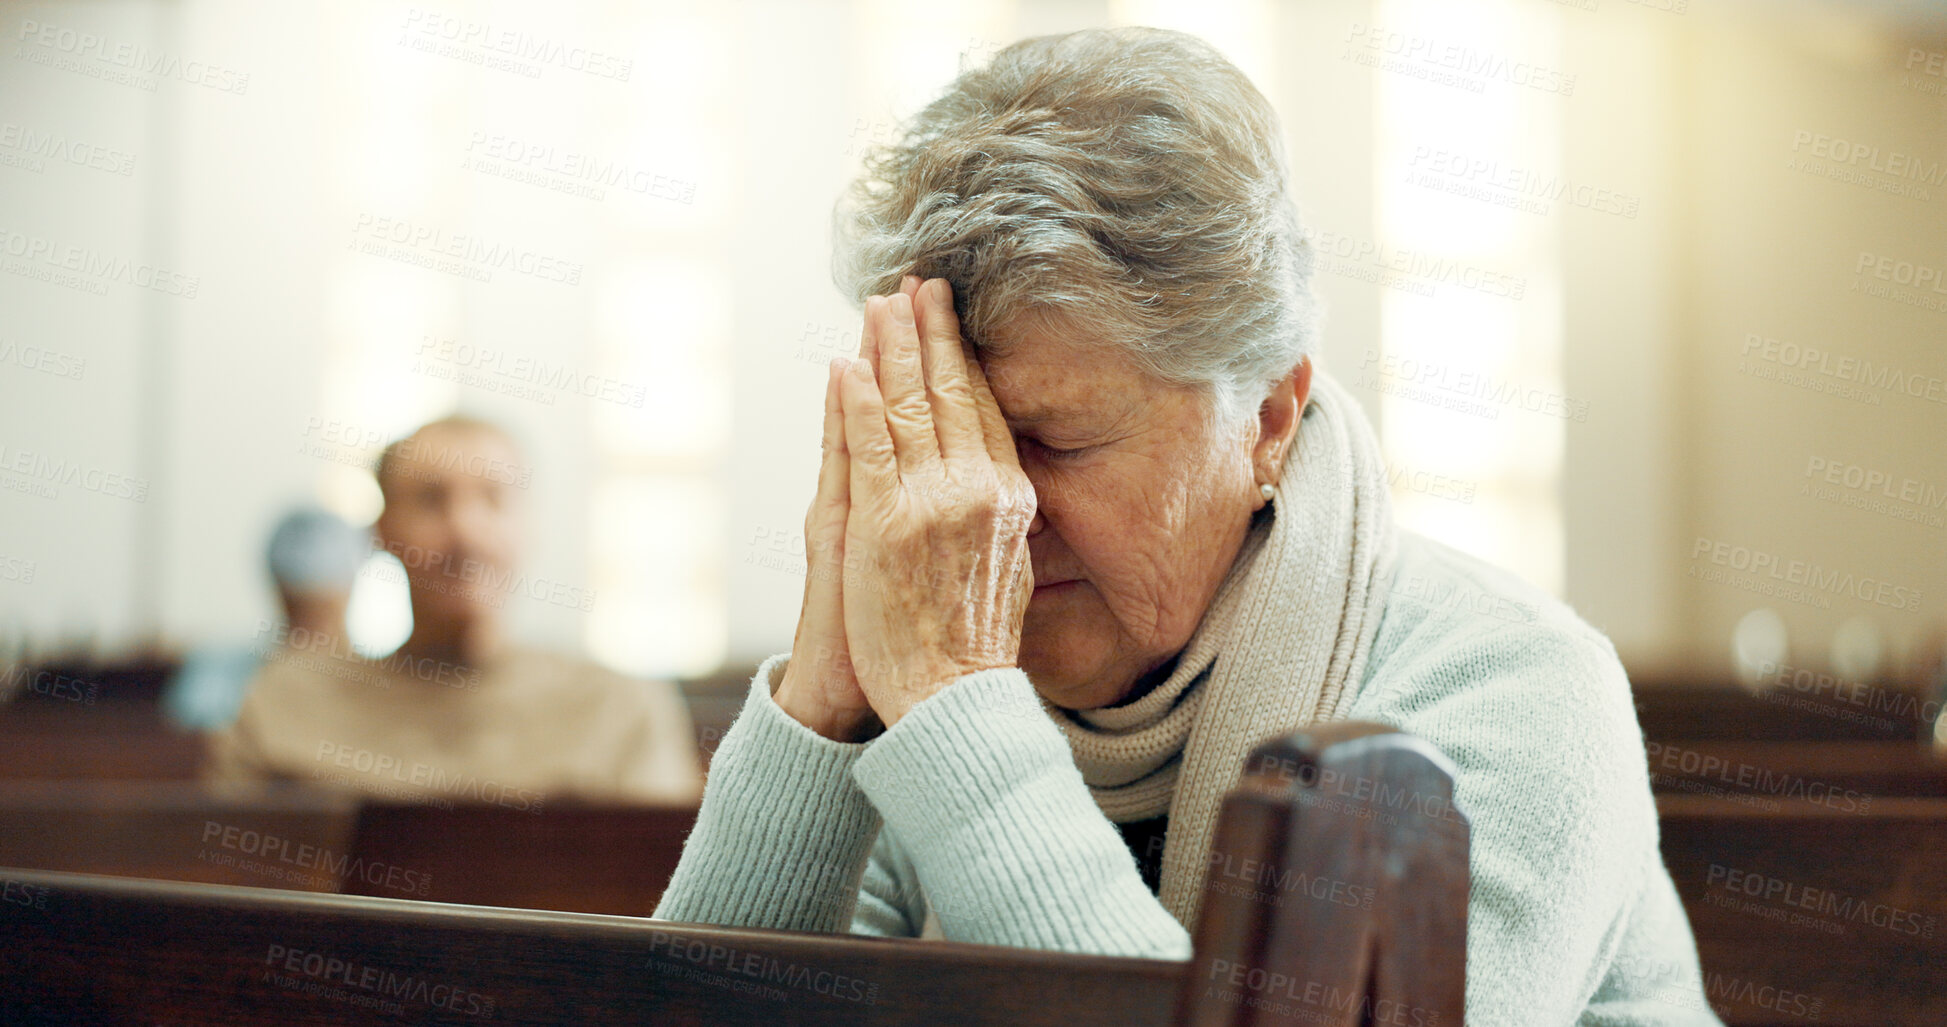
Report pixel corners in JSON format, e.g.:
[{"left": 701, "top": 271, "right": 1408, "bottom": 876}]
[
  {"left": 1632, "top": 679, "right": 1936, "bottom": 743},
  {"left": 0, "top": 721, "right": 1471, "bottom": 1026},
  {"left": 1660, "top": 794, "right": 1947, "bottom": 1026},
  {"left": 342, "top": 803, "right": 698, "bottom": 915},
  {"left": 0, "top": 700, "right": 204, "bottom": 780},
  {"left": 0, "top": 781, "right": 355, "bottom": 891},
  {"left": 1646, "top": 739, "right": 1947, "bottom": 800},
  {"left": 0, "top": 786, "right": 698, "bottom": 915}
]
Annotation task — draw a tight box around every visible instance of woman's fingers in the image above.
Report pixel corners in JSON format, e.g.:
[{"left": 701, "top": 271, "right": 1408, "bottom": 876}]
[
  {"left": 963, "top": 348, "right": 1022, "bottom": 471},
  {"left": 814, "top": 357, "right": 850, "bottom": 522},
  {"left": 874, "top": 291, "right": 943, "bottom": 475},
  {"left": 853, "top": 278, "right": 915, "bottom": 385},
  {"left": 796, "top": 358, "right": 852, "bottom": 680},
  {"left": 914, "top": 279, "right": 986, "bottom": 463},
  {"left": 838, "top": 356, "right": 904, "bottom": 505},
  {"left": 856, "top": 295, "right": 881, "bottom": 372}
]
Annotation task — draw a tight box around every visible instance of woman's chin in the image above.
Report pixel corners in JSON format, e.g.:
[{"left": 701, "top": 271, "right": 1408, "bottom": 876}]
[
  {"left": 1019, "top": 641, "right": 1117, "bottom": 710},
  {"left": 1019, "top": 589, "right": 1132, "bottom": 709}
]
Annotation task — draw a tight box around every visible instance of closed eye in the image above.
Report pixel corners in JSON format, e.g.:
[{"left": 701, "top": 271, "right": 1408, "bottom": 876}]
[{"left": 1023, "top": 438, "right": 1096, "bottom": 461}]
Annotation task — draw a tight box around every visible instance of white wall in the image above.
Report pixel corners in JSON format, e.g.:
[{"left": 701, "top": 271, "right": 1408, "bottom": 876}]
[{"left": 4, "top": 0, "right": 1942, "bottom": 683}]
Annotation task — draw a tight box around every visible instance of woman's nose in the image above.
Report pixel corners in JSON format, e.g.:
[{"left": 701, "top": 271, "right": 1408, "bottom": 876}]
[{"left": 1027, "top": 504, "right": 1046, "bottom": 537}]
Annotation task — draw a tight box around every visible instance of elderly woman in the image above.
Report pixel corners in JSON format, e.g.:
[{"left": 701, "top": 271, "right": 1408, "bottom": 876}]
[{"left": 656, "top": 27, "right": 1718, "bottom": 1026}]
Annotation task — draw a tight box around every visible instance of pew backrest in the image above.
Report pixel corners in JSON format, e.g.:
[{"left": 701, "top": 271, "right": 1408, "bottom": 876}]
[
  {"left": 0, "top": 781, "right": 355, "bottom": 890},
  {"left": 342, "top": 802, "right": 699, "bottom": 915},
  {"left": 0, "top": 867, "right": 1184, "bottom": 1026},
  {"left": 1180, "top": 722, "right": 1470, "bottom": 1027},
  {"left": 0, "top": 721, "right": 1472, "bottom": 1025},
  {"left": 1659, "top": 795, "right": 1947, "bottom": 1026}
]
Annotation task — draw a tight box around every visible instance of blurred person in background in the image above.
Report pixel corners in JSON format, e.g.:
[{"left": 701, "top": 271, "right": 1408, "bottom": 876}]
[
  {"left": 205, "top": 415, "right": 702, "bottom": 806},
  {"left": 162, "top": 506, "right": 368, "bottom": 731}
]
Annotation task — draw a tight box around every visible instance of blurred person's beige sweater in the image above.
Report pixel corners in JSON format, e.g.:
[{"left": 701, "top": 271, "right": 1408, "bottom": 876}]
[{"left": 205, "top": 643, "right": 702, "bottom": 807}]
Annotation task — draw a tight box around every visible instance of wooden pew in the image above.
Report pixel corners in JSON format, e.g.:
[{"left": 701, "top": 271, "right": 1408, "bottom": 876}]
[
  {"left": 0, "top": 784, "right": 693, "bottom": 911},
  {"left": 1646, "top": 739, "right": 1947, "bottom": 800},
  {"left": 0, "top": 869, "right": 1184, "bottom": 1025},
  {"left": 1181, "top": 723, "right": 1468, "bottom": 1026},
  {"left": 1660, "top": 794, "right": 1947, "bottom": 1026},
  {"left": 0, "top": 700, "right": 205, "bottom": 780},
  {"left": 0, "top": 721, "right": 1471, "bottom": 1025},
  {"left": 341, "top": 803, "right": 699, "bottom": 915},
  {"left": 0, "top": 781, "right": 356, "bottom": 891},
  {"left": 1633, "top": 679, "right": 1935, "bottom": 743}
]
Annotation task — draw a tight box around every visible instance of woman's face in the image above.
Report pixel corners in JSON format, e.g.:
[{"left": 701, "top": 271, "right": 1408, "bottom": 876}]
[{"left": 980, "top": 321, "right": 1267, "bottom": 710}]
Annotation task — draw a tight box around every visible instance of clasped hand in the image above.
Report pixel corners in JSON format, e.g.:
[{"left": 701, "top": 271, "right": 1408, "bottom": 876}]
[{"left": 775, "top": 277, "right": 1036, "bottom": 741}]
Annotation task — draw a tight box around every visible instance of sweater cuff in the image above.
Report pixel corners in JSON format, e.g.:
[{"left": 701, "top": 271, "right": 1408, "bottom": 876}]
[
  {"left": 651, "top": 653, "right": 882, "bottom": 933},
  {"left": 851, "top": 668, "right": 1191, "bottom": 957}
]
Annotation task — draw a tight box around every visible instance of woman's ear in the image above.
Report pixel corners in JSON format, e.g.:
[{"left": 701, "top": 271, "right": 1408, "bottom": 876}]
[{"left": 1252, "top": 358, "right": 1312, "bottom": 483}]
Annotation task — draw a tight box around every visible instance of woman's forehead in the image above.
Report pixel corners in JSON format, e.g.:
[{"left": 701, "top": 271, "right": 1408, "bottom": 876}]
[{"left": 982, "top": 339, "right": 1152, "bottom": 428}]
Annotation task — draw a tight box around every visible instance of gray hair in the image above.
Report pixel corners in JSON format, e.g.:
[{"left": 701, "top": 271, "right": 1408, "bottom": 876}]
[{"left": 832, "top": 26, "right": 1317, "bottom": 427}]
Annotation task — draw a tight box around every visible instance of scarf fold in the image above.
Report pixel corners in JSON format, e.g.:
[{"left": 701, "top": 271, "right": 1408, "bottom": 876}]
[{"left": 1049, "top": 370, "right": 1398, "bottom": 927}]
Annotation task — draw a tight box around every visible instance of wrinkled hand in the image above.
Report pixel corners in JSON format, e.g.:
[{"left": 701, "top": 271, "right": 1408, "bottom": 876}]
[
  {"left": 773, "top": 328, "right": 882, "bottom": 742},
  {"left": 836, "top": 278, "right": 1035, "bottom": 725}
]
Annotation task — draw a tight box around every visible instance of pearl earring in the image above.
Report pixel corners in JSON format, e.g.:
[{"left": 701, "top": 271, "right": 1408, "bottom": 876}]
[{"left": 1260, "top": 482, "right": 1275, "bottom": 502}]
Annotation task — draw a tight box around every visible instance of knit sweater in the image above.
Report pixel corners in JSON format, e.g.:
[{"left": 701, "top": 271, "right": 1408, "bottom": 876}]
[{"left": 653, "top": 531, "right": 1722, "bottom": 1025}]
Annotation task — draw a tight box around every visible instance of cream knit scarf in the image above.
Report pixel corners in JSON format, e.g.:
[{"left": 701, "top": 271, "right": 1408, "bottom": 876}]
[{"left": 1049, "top": 371, "right": 1399, "bottom": 927}]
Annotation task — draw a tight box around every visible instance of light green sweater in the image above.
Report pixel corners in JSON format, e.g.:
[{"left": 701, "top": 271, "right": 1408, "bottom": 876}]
[{"left": 654, "top": 532, "right": 1722, "bottom": 1025}]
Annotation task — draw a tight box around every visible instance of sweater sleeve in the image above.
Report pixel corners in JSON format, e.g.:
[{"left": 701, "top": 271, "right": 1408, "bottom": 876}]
[
  {"left": 849, "top": 668, "right": 1193, "bottom": 960},
  {"left": 849, "top": 826, "right": 927, "bottom": 938},
  {"left": 650, "top": 654, "right": 883, "bottom": 932},
  {"left": 1348, "top": 622, "right": 1681, "bottom": 1026}
]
